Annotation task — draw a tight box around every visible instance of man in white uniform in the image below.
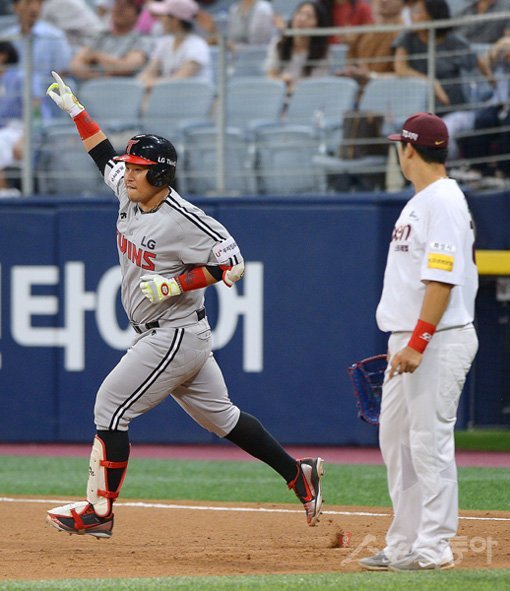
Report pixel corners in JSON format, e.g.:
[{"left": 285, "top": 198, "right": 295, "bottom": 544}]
[{"left": 359, "top": 113, "right": 479, "bottom": 571}]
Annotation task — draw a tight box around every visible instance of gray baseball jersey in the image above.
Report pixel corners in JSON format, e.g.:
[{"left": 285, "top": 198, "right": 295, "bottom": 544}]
[
  {"left": 93, "top": 160, "right": 241, "bottom": 435},
  {"left": 105, "top": 159, "right": 236, "bottom": 325}
]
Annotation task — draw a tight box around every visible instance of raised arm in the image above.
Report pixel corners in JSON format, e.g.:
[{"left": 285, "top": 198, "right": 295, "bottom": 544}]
[{"left": 46, "top": 71, "right": 108, "bottom": 152}]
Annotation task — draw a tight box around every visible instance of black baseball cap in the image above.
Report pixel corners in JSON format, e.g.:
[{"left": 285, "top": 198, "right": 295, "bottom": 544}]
[{"left": 388, "top": 112, "right": 449, "bottom": 149}]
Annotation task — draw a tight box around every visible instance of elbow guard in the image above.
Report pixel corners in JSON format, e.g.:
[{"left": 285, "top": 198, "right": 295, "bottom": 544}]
[{"left": 213, "top": 236, "right": 242, "bottom": 266}]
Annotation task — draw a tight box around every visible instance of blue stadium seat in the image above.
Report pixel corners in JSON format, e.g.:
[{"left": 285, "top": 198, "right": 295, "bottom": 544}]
[
  {"left": 36, "top": 127, "right": 108, "bottom": 195},
  {"left": 179, "top": 125, "right": 257, "bottom": 195},
  {"left": 141, "top": 79, "right": 215, "bottom": 141},
  {"left": 78, "top": 77, "right": 145, "bottom": 133},
  {"left": 253, "top": 125, "right": 324, "bottom": 194}
]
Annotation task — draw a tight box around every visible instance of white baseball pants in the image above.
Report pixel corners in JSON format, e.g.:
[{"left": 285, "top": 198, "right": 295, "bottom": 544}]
[{"left": 380, "top": 324, "right": 478, "bottom": 564}]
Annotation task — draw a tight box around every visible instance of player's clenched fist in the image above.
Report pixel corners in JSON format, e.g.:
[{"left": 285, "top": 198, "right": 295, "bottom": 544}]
[
  {"left": 140, "top": 274, "right": 182, "bottom": 302},
  {"left": 46, "top": 71, "right": 85, "bottom": 118}
]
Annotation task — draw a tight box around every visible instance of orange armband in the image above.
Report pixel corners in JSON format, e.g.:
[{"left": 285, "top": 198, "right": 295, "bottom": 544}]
[
  {"left": 408, "top": 319, "right": 436, "bottom": 353},
  {"left": 73, "top": 110, "right": 101, "bottom": 141},
  {"left": 176, "top": 267, "right": 209, "bottom": 292}
]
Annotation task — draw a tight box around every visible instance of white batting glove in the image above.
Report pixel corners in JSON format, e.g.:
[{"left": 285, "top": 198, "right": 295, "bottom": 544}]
[
  {"left": 222, "top": 262, "right": 245, "bottom": 287},
  {"left": 46, "top": 71, "right": 85, "bottom": 118},
  {"left": 140, "top": 274, "right": 182, "bottom": 303}
]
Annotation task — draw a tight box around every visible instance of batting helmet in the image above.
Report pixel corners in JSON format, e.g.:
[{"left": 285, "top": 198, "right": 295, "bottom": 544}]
[{"left": 114, "top": 134, "right": 177, "bottom": 188}]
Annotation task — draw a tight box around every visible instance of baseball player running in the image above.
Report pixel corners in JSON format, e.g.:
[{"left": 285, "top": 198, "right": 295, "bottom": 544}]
[
  {"left": 359, "top": 113, "right": 478, "bottom": 572},
  {"left": 45, "top": 71, "right": 324, "bottom": 538}
]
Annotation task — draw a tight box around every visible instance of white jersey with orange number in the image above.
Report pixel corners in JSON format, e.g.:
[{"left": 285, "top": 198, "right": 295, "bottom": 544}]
[{"left": 376, "top": 177, "right": 478, "bottom": 332}]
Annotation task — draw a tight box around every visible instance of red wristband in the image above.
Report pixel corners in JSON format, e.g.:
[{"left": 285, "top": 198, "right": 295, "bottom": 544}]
[
  {"left": 408, "top": 319, "right": 436, "bottom": 353},
  {"left": 73, "top": 110, "right": 101, "bottom": 140},
  {"left": 177, "top": 267, "right": 208, "bottom": 292}
]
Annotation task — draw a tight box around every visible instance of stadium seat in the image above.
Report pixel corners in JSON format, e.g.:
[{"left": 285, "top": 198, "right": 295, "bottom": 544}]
[
  {"left": 358, "top": 76, "right": 429, "bottom": 134},
  {"left": 36, "top": 127, "right": 109, "bottom": 195},
  {"left": 313, "top": 77, "right": 428, "bottom": 191},
  {"left": 225, "top": 77, "right": 286, "bottom": 133},
  {"left": 179, "top": 125, "right": 257, "bottom": 196},
  {"left": 253, "top": 125, "right": 324, "bottom": 195},
  {"left": 78, "top": 77, "right": 145, "bottom": 133},
  {"left": 231, "top": 45, "right": 268, "bottom": 77},
  {"left": 141, "top": 79, "right": 216, "bottom": 141},
  {"left": 285, "top": 76, "right": 359, "bottom": 150}
]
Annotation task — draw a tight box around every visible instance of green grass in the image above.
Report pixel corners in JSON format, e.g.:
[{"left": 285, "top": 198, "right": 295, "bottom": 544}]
[
  {"left": 455, "top": 429, "right": 510, "bottom": 452},
  {"left": 2, "top": 571, "right": 510, "bottom": 591},
  {"left": 1, "top": 455, "right": 509, "bottom": 590},
  {"left": 0, "top": 457, "right": 509, "bottom": 511}
]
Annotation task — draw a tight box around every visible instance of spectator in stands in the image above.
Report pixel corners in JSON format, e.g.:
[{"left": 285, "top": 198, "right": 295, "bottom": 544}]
[
  {"left": 41, "top": 0, "right": 106, "bottom": 53},
  {"left": 393, "top": 0, "right": 478, "bottom": 111},
  {"left": 452, "top": 30, "right": 510, "bottom": 184},
  {"left": 0, "top": 41, "right": 24, "bottom": 196},
  {"left": 227, "top": 0, "right": 276, "bottom": 48},
  {"left": 5, "top": 0, "right": 72, "bottom": 78},
  {"left": 138, "top": 0, "right": 213, "bottom": 89},
  {"left": 456, "top": 0, "right": 509, "bottom": 45},
  {"left": 175, "top": 0, "right": 275, "bottom": 47},
  {"left": 320, "top": 0, "right": 374, "bottom": 45},
  {"left": 266, "top": 1, "right": 330, "bottom": 96},
  {"left": 337, "top": 0, "right": 404, "bottom": 85},
  {"left": 136, "top": 0, "right": 219, "bottom": 41},
  {"left": 0, "top": 41, "right": 49, "bottom": 195},
  {"left": 70, "top": 0, "right": 151, "bottom": 81}
]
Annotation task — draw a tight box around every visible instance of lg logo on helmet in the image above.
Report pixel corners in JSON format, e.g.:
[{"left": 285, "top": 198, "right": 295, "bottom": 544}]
[{"left": 157, "top": 156, "right": 175, "bottom": 166}]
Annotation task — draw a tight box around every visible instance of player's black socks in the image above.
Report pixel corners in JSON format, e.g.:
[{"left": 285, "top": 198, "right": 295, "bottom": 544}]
[
  {"left": 225, "top": 412, "right": 297, "bottom": 483},
  {"left": 96, "top": 429, "right": 130, "bottom": 493}
]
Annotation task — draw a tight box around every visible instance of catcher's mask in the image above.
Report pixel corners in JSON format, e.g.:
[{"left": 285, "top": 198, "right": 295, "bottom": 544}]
[{"left": 114, "top": 134, "right": 177, "bottom": 188}]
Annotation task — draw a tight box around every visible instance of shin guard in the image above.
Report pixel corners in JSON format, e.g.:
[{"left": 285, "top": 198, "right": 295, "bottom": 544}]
[{"left": 87, "top": 435, "right": 129, "bottom": 517}]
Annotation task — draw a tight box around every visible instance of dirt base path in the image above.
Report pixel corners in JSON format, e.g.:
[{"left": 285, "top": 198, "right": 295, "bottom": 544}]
[{"left": 1, "top": 497, "right": 509, "bottom": 581}]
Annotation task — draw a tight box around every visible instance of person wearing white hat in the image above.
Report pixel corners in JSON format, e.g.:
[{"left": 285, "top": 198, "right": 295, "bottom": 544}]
[{"left": 138, "top": 0, "right": 213, "bottom": 88}]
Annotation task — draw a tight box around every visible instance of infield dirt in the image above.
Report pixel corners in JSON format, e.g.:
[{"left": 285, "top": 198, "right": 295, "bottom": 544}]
[{"left": 1, "top": 498, "right": 509, "bottom": 581}]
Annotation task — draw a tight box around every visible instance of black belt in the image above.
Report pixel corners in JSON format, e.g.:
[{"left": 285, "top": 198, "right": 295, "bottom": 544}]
[
  {"left": 131, "top": 308, "right": 206, "bottom": 334},
  {"left": 132, "top": 320, "right": 159, "bottom": 334}
]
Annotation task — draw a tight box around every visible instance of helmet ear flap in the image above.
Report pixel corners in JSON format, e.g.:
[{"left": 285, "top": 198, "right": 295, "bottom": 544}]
[{"left": 146, "top": 168, "right": 173, "bottom": 188}]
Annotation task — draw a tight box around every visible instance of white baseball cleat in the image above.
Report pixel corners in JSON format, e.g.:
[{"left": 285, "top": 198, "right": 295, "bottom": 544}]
[{"left": 47, "top": 501, "right": 114, "bottom": 538}]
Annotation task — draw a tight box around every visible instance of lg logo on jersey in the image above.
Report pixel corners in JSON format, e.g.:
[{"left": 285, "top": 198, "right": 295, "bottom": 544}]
[
  {"left": 9, "top": 262, "right": 264, "bottom": 373},
  {"left": 141, "top": 236, "right": 156, "bottom": 250}
]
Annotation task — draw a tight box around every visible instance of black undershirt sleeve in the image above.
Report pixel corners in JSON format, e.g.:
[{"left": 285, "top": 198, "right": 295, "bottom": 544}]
[
  {"left": 88, "top": 138, "right": 117, "bottom": 175},
  {"left": 206, "top": 265, "right": 224, "bottom": 281}
]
